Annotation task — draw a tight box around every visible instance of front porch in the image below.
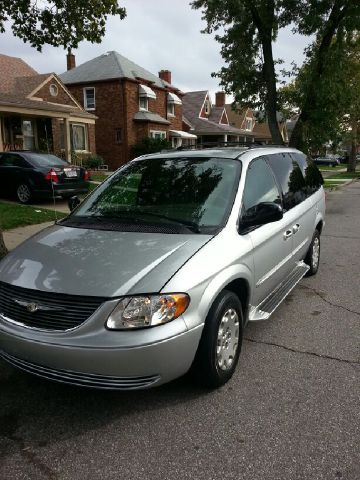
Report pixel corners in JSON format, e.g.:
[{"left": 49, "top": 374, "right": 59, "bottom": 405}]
[{"left": 0, "top": 105, "right": 96, "bottom": 163}]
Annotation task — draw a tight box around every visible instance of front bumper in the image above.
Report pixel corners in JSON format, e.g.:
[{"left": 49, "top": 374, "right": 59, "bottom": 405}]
[{"left": 0, "top": 317, "right": 203, "bottom": 390}]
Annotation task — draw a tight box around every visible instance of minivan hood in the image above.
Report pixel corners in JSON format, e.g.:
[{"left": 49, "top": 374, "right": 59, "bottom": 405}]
[{"left": 0, "top": 225, "right": 212, "bottom": 297}]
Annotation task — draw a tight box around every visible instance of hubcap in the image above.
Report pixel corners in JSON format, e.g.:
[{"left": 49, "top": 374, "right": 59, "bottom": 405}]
[
  {"left": 312, "top": 237, "right": 320, "bottom": 270},
  {"left": 17, "top": 184, "right": 31, "bottom": 203},
  {"left": 216, "top": 308, "right": 240, "bottom": 371}
]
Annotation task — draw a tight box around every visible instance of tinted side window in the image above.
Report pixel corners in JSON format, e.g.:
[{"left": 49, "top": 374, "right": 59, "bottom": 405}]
[
  {"left": 242, "top": 158, "right": 281, "bottom": 212},
  {"left": 267, "top": 153, "right": 307, "bottom": 210},
  {"left": 0, "top": 154, "right": 29, "bottom": 167},
  {"left": 291, "top": 152, "right": 324, "bottom": 194}
]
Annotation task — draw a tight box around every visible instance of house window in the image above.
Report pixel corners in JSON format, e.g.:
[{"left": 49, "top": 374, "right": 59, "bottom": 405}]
[
  {"left": 84, "top": 87, "right": 95, "bottom": 110},
  {"left": 71, "top": 124, "right": 87, "bottom": 151},
  {"left": 204, "top": 99, "right": 210, "bottom": 115},
  {"left": 49, "top": 84, "right": 58, "bottom": 96},
  {"left": 139, "top": 96, "right": 148, "bottom": 111},
  {"left": 115, "top": 128, "right": 122, "bottom": 144},
  {"left": 150, "top": 130, "right": 166, "bottom": 140},
  {"left": 245, "top": 118, "right": 253, "bottom": 131},
  {"left": 167, "top": 102, "right": 175, "bottom": 116},
  {"left": 22, "top": 120, "right": 35, "bottom": 150}
]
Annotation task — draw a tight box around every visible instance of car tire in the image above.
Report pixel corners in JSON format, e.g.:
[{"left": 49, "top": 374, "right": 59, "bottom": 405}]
[
  {"left": 16, "top": 183, "right": 32, "bottom": 204},
  {"left": 191, "top": 290, "right": 243, "bottom": 388},
  {"left": 304, "top": 230, "right": 321, "bottom": 276}
]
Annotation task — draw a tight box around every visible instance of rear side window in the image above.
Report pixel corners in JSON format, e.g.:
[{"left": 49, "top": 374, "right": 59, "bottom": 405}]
[
  {"left": 291, "top": 152, "right": 324, "bottom": 194},
  {"left": 0, "top": 153, "right": 29, "bottom": 168},
  {"left": 267, "top": 153, "right": 308, "bottom": 210},
  {"left": 242, "top": 158, "right": 281, "bottom": 212}
]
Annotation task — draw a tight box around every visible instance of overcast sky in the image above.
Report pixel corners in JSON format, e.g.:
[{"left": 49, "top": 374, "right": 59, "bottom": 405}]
[{"left": 1, "top": 0, "right": 311, "bottom": 99}]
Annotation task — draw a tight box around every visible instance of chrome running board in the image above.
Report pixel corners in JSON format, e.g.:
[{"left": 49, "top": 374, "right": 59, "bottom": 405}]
[{"left": 249, "top": 261, "right": 309, "bottom": 321}]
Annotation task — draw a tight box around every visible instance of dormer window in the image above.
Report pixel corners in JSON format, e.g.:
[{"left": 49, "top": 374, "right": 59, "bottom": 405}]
[
  {"left": 139, "top": 84, "right": 156, "bottom": 111},
  {"left": 204, "top": 99, "right": 211, "bottom": 115},
  {"left": 245, "top": 118, "right": 253, "bottom": 131}
]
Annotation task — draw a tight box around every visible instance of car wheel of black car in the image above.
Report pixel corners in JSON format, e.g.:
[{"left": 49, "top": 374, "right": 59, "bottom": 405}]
[
  {"left": 191, "top": 290, "right": 243, "bottom": 388},
  {"left": 305, "top": 230, "right": 321, "bottom": 276},
  {"left": 16, "top": 183, "right": 32, "bottom": 204}
]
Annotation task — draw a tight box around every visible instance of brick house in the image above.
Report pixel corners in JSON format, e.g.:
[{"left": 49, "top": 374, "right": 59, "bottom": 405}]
[
  {"left": 182, "top": 91, "right": 247, "bottom": 145},
  {"left": 225, "top": 103, "right": 288, "bottom": 144},
  {"left": 0, "top": 54, "right": 96, "bottom": 162},
  {"left": 60, "top": 51, "right": 196, "bottom": 170}
]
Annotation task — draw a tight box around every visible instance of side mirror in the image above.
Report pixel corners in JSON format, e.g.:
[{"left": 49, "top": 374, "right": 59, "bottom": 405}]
[
  {"left": 240, "top": 202, "right": 283, "bottom": 232},
  {"left": 68, "top": 195, "right": 81, "bottom": 212}
]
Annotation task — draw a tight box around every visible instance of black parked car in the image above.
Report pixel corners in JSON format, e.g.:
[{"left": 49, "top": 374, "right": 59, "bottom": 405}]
[
  {"left": 313, "top": 156, "right": 340, "bottom": 167},
  {"left": 0, "top": 151, "right": 90, "bottom": 204}
]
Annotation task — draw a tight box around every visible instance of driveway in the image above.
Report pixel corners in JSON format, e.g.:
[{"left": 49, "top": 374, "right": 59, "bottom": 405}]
[{"left": 0, "top": 183, "right": 359, "bottom": 480}]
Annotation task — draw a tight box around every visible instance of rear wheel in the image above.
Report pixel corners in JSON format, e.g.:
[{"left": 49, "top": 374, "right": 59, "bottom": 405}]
[
  {"left": 305, "top": 230, "right": 320, "bottom": 276},
  {"left": 16, "top": 183, "right": 32, "bottom": 204},
  {"left": 191, "top": 290, "right": 243, "bottom": 388}
]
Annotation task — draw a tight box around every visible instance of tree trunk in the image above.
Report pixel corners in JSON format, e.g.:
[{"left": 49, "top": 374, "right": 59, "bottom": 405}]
[
  {"left": 347, "top": 120, "right": 357, "bottom": 174},
  {"left": 261, "top": 35, "right": 284, "bottom": 145},
  {"left": 249, "top": 2, "right": 284, "bottom": 145},
  {"left": 0, "top": 229, "right": 8, "bottom": 260}
]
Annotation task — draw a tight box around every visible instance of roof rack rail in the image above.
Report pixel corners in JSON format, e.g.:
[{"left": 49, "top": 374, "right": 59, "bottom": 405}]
[{"left": 174, "top": 141, "right": 288, "bottom": 150}]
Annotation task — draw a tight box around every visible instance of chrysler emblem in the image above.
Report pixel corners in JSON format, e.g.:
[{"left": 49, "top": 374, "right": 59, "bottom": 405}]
[
  {"left": 13, "top": 298, "right": 65, "bottom": 313},
  {"left": 26, "top": 303, "right": 39, "bottom": 313}
]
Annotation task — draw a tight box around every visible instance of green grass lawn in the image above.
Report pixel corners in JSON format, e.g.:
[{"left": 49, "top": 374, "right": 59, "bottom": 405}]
[
  {"left": 89, "top": 173, "right": 110, "bottom": 182},
  {"left": 324, "top": 170, "right": 360, "bottom": 180},
  {"left": 318, "top": 164, "right": 347, "bottom": 172},
  {"left": 0, "top": 202, "right": 66, "bottom": 230}
]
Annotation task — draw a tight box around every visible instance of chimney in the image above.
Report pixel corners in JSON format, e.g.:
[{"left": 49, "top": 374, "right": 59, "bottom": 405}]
[
  {"left": 215, "top": 91, "right": 226, "bottom": 107},
  {"left": 67, "top": 48, "right": 76, "bottom": 71},
  {"left": 159, "top": 70, "right": 172, "bottom": 84}
]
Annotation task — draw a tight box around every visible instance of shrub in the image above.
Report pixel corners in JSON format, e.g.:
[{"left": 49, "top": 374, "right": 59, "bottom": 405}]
[
  {"left": 84, "top": 155, "right": 104, "bottom": 169},
  {"left": 132, "top": 137, "right": 172, "bottom": 158}
]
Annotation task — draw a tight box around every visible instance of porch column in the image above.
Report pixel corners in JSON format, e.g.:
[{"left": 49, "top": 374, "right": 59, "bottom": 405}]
[
  {"left": 0, "top": 117, "right": 3, "bottom": 151},
  {"left": 64, "top": 118, "right": 71, "bottom": 162},
  {"left": 224, "top": 134, "right": 228, "bottom": 144}
]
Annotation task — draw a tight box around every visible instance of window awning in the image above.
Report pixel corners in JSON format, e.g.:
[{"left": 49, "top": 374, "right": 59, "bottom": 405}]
[
  {"left": 167, "top": 92, "right": 182, "bottom": 105},
  {"left": 139, "top": 84, "right": 156, "bottom": 99},
  {"left": 169, "top": 130, "right": 197, "bottom": 139}
]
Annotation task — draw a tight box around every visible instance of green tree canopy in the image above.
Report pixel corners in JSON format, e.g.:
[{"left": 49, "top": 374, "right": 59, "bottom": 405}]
[
  {"left": 192, "top": 0, "right": 359, "bottom": 148},
  {"left": 0, "top": 0, "right": 126, "bottom": 50},
  {"left": 0, "top": 0, "right": 126, "bottom": 259}
]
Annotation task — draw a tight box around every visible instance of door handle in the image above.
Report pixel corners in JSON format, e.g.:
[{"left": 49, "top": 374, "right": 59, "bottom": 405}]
[
  {"left": 283, "top": 230, "right": 293, "bottom": 240},
  {"left": 292, "top": 223, "right": 300, "bottom": 234}
]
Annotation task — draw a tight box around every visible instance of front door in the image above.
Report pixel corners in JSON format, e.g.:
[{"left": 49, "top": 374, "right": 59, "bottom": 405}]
[{"left": 239, "top": 157, "right": 294, "bottom": 307}]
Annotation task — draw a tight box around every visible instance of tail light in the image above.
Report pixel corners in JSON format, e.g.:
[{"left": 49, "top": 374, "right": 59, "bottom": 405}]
[
  {"left": 44, "top": 169, "right": 59, "bottom": 183},
  {"left": 84, "top": 170, "right": 90, "bottom": 181}
]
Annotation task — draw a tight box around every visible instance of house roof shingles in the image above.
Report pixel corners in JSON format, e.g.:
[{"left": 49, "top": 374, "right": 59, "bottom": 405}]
[
  {"left": 0, "top": 54, "right": 94, "bottom": 120},
  {"left": 183, "top": 91, "right": 248, "bottom": 136},
  {"left": 0, "top": 54, "right": 37, "bottom": 94},
  {"left": 60, "top": 51, "right": 179, "bottom": 90}
]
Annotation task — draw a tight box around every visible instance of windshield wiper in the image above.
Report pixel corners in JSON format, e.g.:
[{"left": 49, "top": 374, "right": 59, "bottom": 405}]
[{"left": 132, "top": 211, "right": 201, "bottom": 233}]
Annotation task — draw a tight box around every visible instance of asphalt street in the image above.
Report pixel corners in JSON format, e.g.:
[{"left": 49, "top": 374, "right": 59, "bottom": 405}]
[{"left": 0, "top": 182, "right": 359, "bottom": 480}]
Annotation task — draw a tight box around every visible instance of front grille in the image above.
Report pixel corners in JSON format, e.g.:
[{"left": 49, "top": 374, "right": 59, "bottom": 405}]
[
  {"left": 1, "top": 351, "right": 161, "bottom": 390},
  {"left": 0, "top": 282, "right": 108, "bottom": 331}
]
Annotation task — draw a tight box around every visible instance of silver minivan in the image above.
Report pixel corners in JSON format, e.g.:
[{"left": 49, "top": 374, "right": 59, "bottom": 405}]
[{"left": 0, "top": 147, "right": 325, "bottom": 389}]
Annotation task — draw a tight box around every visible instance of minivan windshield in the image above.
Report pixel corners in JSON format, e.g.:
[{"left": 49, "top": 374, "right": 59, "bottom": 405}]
[{"left": 69, "top": 156, "right": 241, "bottom": 234}]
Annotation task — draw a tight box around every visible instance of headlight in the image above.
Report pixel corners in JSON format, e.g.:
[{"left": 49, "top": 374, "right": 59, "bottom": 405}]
[{"left": 106, "top": 294, "right": 190, "bottom": 330}]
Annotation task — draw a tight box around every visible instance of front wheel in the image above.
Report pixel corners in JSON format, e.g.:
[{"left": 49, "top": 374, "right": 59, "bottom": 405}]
[
  {"left": 16, "top": 183, "right": 32, "bottom": 204},
  {"left": 191, "top": 290, "right": 243, "bottom": 388},
  {"left": 305, "top": 230, "right": 321, "bottom": 276}
]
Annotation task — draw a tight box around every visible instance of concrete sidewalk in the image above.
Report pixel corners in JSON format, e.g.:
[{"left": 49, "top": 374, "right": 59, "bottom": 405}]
[{"left": 3, "top": 221, "right": 54, "bottom": 251}]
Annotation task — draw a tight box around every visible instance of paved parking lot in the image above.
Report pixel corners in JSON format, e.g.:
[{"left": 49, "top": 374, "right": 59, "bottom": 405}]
[{"left": 0, "top": 183, "right": 359, "bottom": 480}]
